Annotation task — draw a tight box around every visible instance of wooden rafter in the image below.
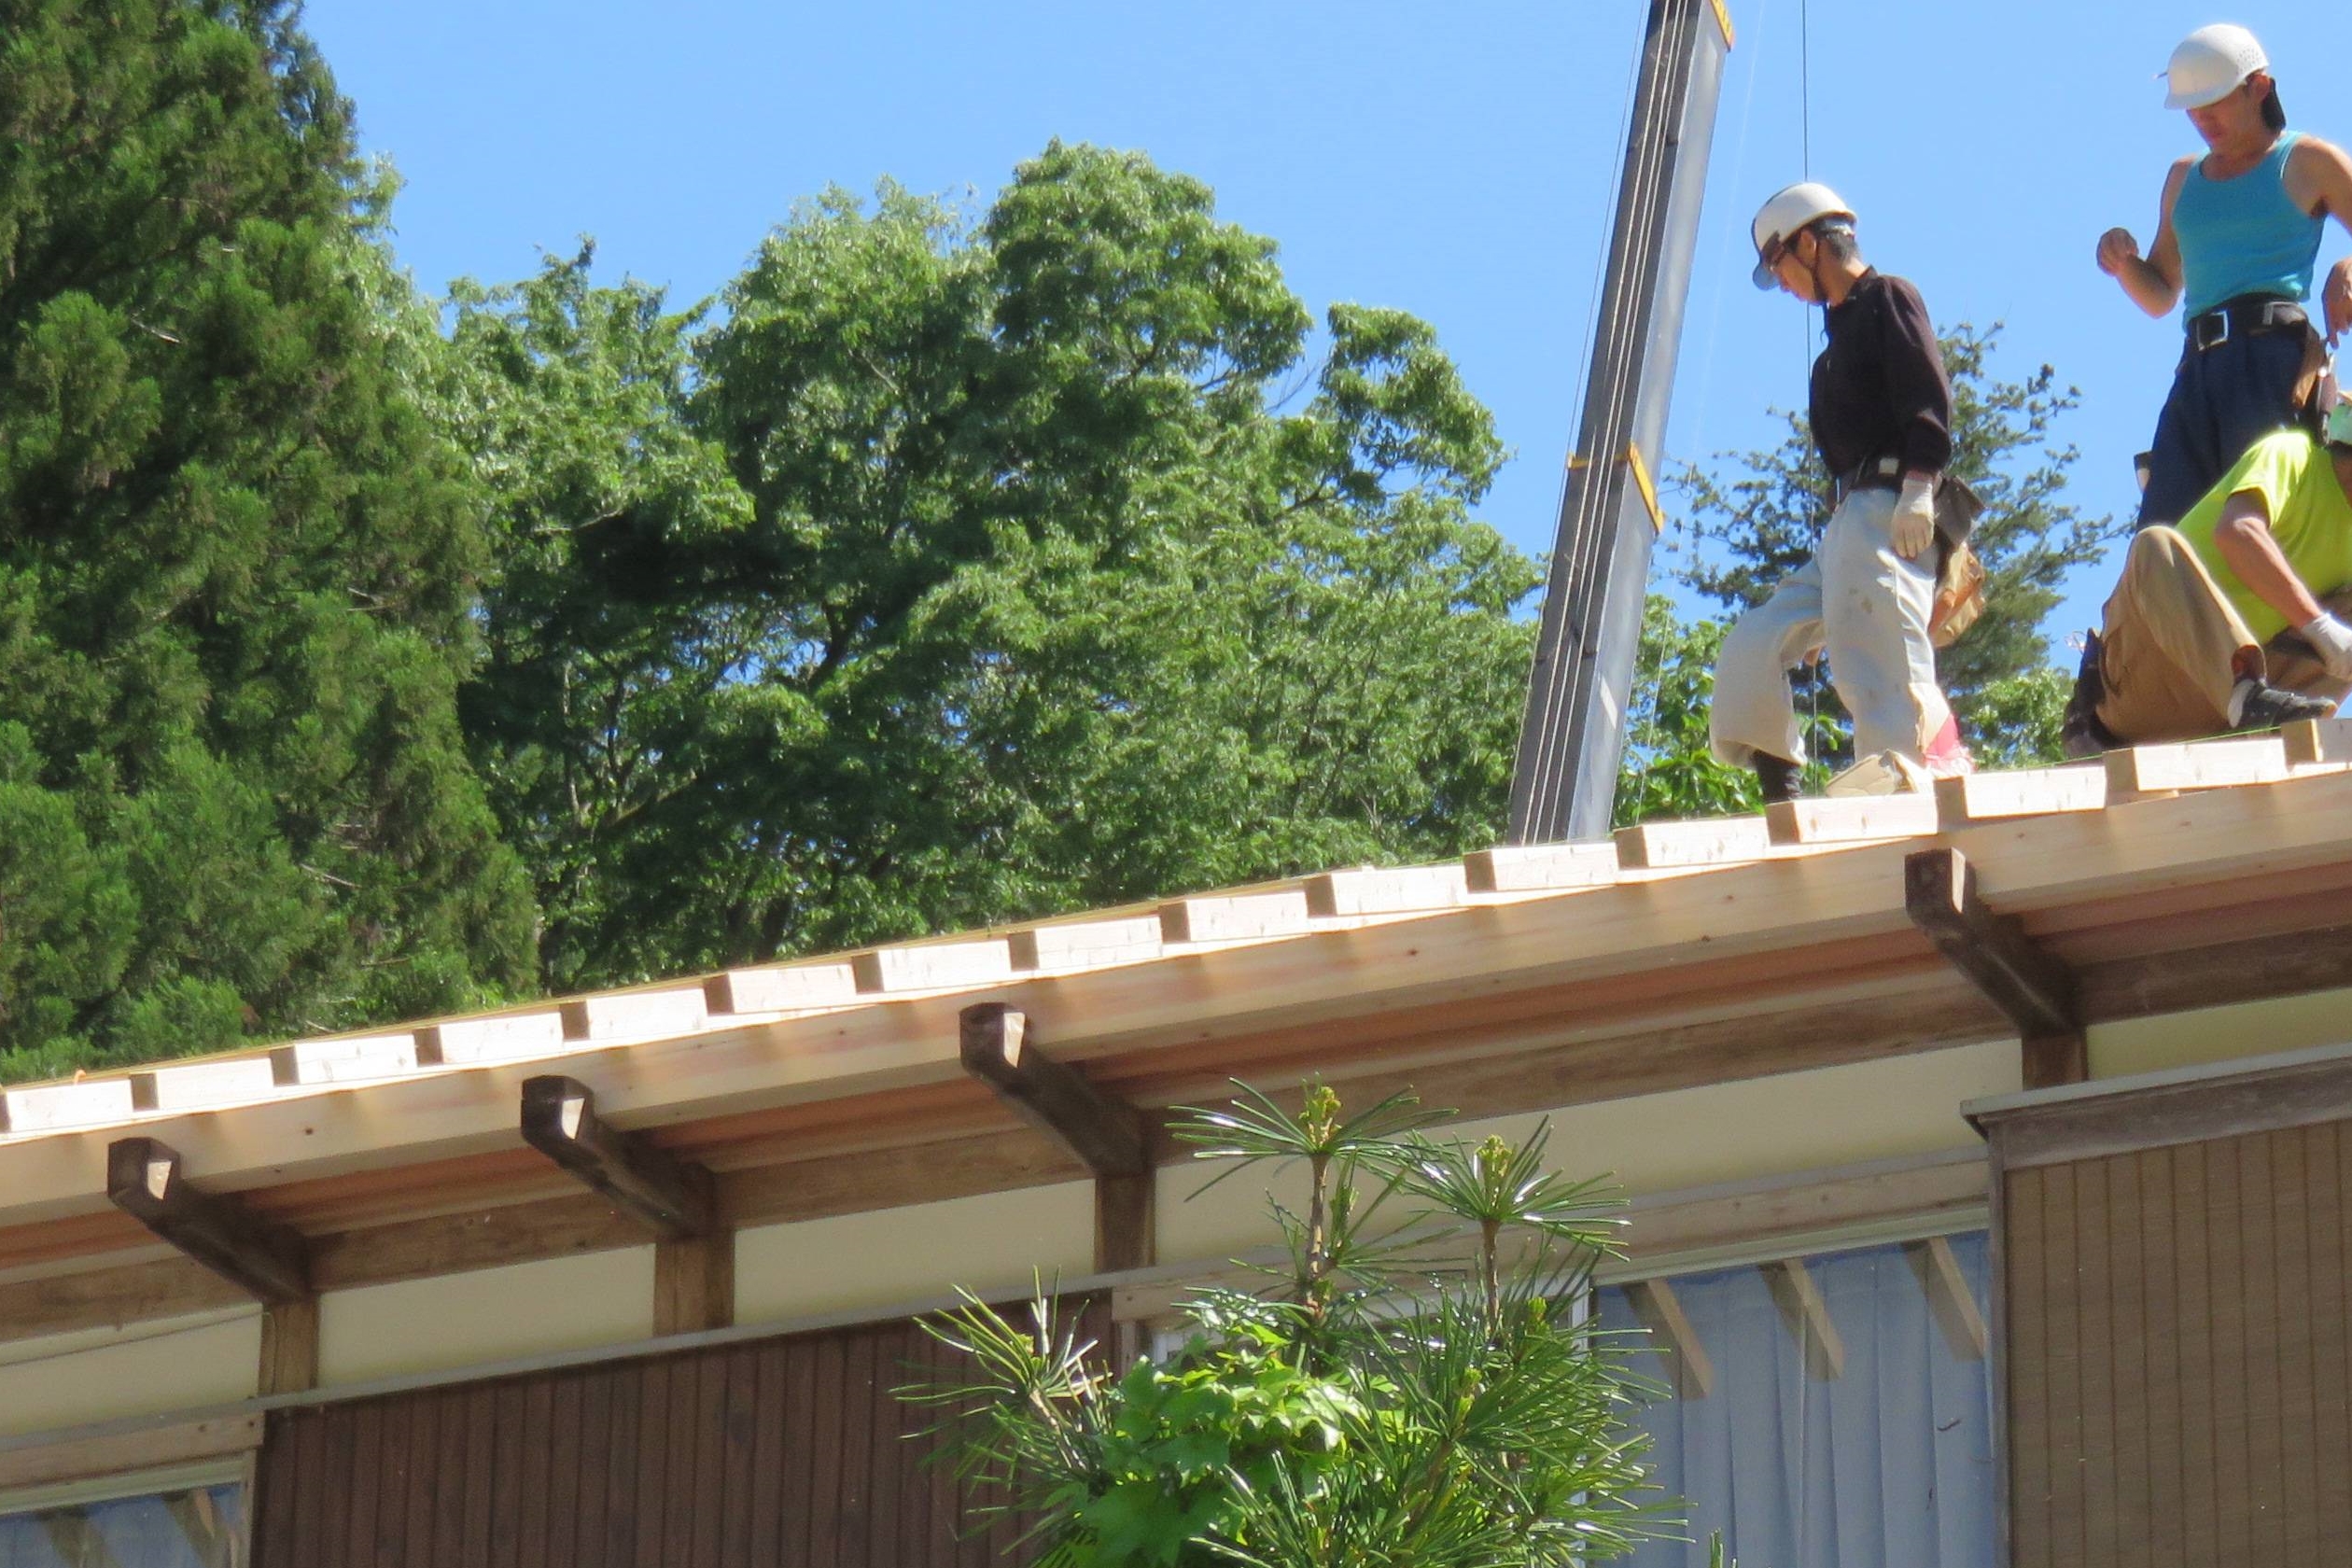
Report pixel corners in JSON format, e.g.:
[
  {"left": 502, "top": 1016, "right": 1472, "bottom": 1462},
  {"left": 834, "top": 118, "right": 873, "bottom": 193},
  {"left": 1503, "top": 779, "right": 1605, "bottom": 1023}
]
[
  {"left": 1765, "top": 1258, "right": 1846, "bottom": 1380},
  {"left": 959, "top": 1004, "right": 1147, "bottom": 1178},
  {"left": 105, "top": 1138, "right": 308, "bottom": 1305},
  {"left": 1906, "top": 1235, "right": 1988, "bottom": 1361},
  {"left": 1627, "top": 1278, "right": 1714, "bottom": 1397},
  {"left": 520, "top": 1075, "right": 715, "bottom": 1240},
  {"left": 1904, "top": 846, "right": 2085, "bottom": 1087}
]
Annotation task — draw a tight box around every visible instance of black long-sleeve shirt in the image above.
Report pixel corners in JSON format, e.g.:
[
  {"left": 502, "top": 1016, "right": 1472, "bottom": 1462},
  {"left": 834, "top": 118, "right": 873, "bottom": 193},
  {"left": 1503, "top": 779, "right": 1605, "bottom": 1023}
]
[{"left": 1810, "top": 269, "right": 1953, "bottom": 479}]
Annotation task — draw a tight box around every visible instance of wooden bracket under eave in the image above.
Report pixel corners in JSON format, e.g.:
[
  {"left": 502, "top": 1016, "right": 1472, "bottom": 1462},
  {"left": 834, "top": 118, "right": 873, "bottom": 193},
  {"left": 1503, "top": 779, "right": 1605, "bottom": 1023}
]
[
  {"left": 1903, "top": 846, "right": 2086, "bottom": 1089},
  {"left": 1627, "top": 1278, "right": 1714, "bottom": 1398},
  {"left": 107, "top": 1137, "right": 310, "bottom": 1305},
  {"left": 520, "top": 1074, "right": 716, "bottom": 1241},
  {"left": 960, "top": 1002, "right": 1155, "bottom": 1280},
  {"left": 1765, "top": 1258, "right": 1847, "bottom": 1381}
]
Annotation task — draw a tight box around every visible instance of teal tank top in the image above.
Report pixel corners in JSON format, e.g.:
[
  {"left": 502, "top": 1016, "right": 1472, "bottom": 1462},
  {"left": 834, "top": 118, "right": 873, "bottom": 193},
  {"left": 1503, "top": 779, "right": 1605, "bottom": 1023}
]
[{"left": 2175, "top": 131, "right": 2325, "bottom": 317}]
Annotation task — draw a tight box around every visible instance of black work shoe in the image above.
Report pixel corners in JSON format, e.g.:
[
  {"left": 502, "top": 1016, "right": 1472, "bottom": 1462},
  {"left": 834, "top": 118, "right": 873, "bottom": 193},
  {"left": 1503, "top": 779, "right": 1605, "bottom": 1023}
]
[
  {"left": 2232, "top": 679, "right": 2336, "bottom": 734},
  {"left": 2061, "top": 631, "right": 2121, "bottom": 759},
  {"left": 1754, "top": 753, "right": 1803, "bottom": 804}
]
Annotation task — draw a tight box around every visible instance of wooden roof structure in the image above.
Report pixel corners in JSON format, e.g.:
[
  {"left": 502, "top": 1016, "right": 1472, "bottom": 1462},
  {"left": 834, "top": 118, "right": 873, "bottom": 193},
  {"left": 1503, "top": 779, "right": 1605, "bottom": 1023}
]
[{"left": 9, "top": 721, "right": 2352, "bottom": 1349}]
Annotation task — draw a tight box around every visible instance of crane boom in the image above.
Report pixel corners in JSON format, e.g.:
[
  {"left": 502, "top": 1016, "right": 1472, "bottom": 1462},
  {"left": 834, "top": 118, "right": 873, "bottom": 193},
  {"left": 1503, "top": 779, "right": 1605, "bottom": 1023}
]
[{"left": 1507, "top": 0, "right": 1733, "bottom": 844}]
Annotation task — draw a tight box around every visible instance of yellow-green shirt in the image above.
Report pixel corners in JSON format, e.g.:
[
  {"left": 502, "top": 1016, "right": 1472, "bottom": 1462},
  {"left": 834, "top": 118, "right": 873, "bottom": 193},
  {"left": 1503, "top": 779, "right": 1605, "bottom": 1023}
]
[{"left": 2176, "top": 432, "right": 2352, "bottom": 643}]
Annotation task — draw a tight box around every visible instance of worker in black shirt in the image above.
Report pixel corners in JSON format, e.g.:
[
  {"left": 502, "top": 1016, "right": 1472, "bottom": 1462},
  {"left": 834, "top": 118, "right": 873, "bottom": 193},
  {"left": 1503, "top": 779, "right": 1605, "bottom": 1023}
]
[{"left": 1710, "top": 183, "right": 1971, "bottom": 800}]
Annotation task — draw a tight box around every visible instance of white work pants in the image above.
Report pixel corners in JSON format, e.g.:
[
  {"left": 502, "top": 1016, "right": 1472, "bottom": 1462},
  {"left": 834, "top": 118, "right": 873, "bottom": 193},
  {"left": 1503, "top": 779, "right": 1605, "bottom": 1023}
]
[{"left": 1709, "top": 486, "right": 1950, "bottom": 769}]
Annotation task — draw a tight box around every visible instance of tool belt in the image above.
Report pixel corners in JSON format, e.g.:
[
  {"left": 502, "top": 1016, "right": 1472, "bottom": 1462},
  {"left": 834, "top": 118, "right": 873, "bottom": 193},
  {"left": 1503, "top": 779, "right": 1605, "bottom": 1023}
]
[
  {"left": 2187, "top": 294, "right": 2308, "bottom": 353},
  {"left": 1830, "top": 456, "right": 1987, "bottom": 648}
]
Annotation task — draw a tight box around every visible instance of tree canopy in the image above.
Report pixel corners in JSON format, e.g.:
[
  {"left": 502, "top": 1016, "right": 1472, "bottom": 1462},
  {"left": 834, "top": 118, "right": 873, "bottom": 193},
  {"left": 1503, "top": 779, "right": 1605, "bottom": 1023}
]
[{"left": 0, "top": 0, "right": 533, "bottom": 1081}]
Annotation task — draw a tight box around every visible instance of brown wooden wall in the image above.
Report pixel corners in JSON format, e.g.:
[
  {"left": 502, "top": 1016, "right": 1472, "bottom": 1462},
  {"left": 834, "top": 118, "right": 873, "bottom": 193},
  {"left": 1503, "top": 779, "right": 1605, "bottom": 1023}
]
[
  {"left": 2002, "top": 1120, "right": 2352, "bottom": 1565},
  {"left": 250, "top": 1297, "right": 1106, "bottom": 1568}
]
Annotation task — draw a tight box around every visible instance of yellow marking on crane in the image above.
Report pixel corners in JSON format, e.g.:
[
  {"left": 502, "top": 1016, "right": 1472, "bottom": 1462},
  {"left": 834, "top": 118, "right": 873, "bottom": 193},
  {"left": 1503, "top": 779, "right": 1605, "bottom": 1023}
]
[
  {"left": 1710, "top": 0, "right": 1735, "bottom": 49},
  {"left": 1625, "top": 441, "right": 1666, "bottom": 534}
]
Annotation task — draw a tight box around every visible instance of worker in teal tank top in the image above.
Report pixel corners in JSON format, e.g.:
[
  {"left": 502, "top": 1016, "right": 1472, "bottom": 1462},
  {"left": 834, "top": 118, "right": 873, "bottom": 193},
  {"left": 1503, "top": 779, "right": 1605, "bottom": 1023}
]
[{"left": 2095, "top": 24, "right": 2352, "bottom": 529}]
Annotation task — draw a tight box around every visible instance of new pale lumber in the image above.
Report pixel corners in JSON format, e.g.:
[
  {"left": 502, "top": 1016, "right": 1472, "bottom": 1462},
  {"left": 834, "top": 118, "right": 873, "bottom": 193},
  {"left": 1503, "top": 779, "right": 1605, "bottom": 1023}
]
[
  {"left": 269, "top": 1033, "right": 417, "bottom": 1086},
  {"left": 2, "top": 1080, "right": 134, "bottom": 1136},
  {"left": 1463, "top": 842, "right": 1619, "bottom": 893},
  {"left": 1935, "top": 766, "right": 2107, "bottom": 826},
  {"left": 105, "top": 1138, "right": 310, "bottom": 1305},
  {"left": 519, "top": 1075, "right": 715, "bottom": 1239},
  {"left": 958, "top": 1003, "right": 1146, "bottom": 1177},
  {"left": 1009, "top": 917, "right": 1165, "bottom": 973},
  {"left": 560, "top": 987, "right": 708, "bottom": 1043},
  {"left": 2284, "top": 717, "right": 2352, "bottom": 766},
  {"left": 703, "top": 962, "right": 859, "bottom": 1015},
  {"left": 132, "top": 1058, "right": 277, "bottom": 1113},
  {"left": 1766, "top": 793, "right": 1940, "bottom": 847},
  {"left": 1907, "top": 1234, "right": 1988, "bottom": 1361},
  {"left": 2104, "top": 735, "right": 2289, "bottom": 795},
  {"left": 1628, "top": 1278, "right": 1714, "bottom": 1397},
  {"left": 1614, "top": 817, "right": 1772, "bottom": 869},
  {"left": 852, "top": 939, "right": 1013, "bottom": 994},
  {"left": 420, "top": 1012, "right": 567, "bottom": 1066},
  {"left": 1305, "top": 865, "right": 1468, "bottom": 917},
  {"left": 1159, "top": 889, "right": 1313, "bottom": 944},
  {"left": 1765, "top": 1258, "right": 1846, "bottom": 1379}
]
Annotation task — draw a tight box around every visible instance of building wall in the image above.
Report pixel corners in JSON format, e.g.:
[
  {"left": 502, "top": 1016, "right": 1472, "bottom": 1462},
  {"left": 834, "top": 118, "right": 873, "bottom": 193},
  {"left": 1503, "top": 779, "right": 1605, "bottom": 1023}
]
[
  {"left": 250, "top": 1296, "right": 1109, "bottom": 1568},
  {"left": 0, "top": 1310, "right": 260, "bottom": 1440},
  {"left": 319, "top": 1246, "right": 658, "bottom": 1386},
  {"left": 2088, "top": 984, "right": 2352, "bottom": 1081},
  {"left": 2000, "top": 1113, "right": 2352, "bottom": 1562}
]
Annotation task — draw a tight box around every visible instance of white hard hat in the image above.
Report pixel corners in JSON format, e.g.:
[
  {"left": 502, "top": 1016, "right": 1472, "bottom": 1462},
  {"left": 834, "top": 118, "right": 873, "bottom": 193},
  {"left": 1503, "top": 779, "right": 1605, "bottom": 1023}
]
[
  {"left": 1751, "top": 182, "right": 1855, "bottom": 289},
  {"left": 2162, "top": 23, "right": 2268, "bottom": 111}
]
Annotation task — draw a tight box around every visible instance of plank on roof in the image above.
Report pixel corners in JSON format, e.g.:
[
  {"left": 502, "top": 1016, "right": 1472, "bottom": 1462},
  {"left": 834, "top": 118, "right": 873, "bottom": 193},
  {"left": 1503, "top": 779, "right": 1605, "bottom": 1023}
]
[
  {"left": 1, "top": 1080, "right": 135, "bottom": 1136},
  {"left": 1009, "top": 917, "right": 1164, "bottom": 973},
  {"left": 133, "top": 1057, "right": 278, "bottom": 1113},
  {"left": 1766, "top": 793, "right": 1940, "bottom": 847},
  {"left": 851, "top": 940, "right": 1013, "bottom": 994},
  {"left": 704, "top": 963, "right": 860, "bottom": 1016},
  {"left": 2284, "top": 717, "right": 2352, "bottom": 766},
  {"left": 420, "top": 1013, "right": 567, "bottom": 1066},
  {"left": 1463, "top": 841, "right": 1619, "bottom": 894},
  {"left": 1159, "top": 890, "right": 1312, "bottom": 944},
  {"left": 1614, "top": 817, "right": 1772, "bottom": 870},
  {"left": 1305, "top": 866, "right": 1468, "bottom": 917},
  {"left": 1935, "top": 765, "right": 2107, "bottom": 826},
  {"left": 560, "top": 987, "right": 709, "bottom": 1043},
  {"left": 2105, "top": 735, "right": 2290, "bottom": 795},
  {"left": 269, "top": 1033, "right": 418, "bottom": 1086}
]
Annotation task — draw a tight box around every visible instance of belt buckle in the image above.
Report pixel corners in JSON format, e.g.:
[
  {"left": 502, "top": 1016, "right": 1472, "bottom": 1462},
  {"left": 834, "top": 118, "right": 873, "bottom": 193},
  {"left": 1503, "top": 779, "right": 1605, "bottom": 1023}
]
[{"left": 2195, "top": 311, "right": 2231, "bottom": 351}]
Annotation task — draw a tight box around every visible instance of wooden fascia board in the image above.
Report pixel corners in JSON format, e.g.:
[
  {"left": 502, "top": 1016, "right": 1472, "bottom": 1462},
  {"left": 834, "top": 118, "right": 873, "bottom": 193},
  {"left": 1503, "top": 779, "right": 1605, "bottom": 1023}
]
[{"left": 4, "top": 771, "right": 2352, "bottom": 1230}]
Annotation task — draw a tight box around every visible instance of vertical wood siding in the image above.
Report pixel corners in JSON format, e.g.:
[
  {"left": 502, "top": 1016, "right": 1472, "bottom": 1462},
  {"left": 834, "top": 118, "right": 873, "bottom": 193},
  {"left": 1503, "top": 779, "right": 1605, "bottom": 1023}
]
[
  {"left": 251, "top": 1297, "right": 1105, "bottom": 1568},
  {"left": 2003, "top": 1122, "right": 2352, "bottom": 1565}
]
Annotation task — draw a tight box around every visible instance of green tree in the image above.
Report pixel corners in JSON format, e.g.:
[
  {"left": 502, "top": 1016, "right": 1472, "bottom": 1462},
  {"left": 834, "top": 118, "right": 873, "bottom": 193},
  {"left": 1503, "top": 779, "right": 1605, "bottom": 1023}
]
[
  {"left": 1671, "top": 325, "right": 2119, "bottom": 773},
  {"left": 0, "top": 2, "right": 533, "bottom": 1079},
  {"left": 908, "top": 1082, "right": 1667, "bottom": 1565},
  {"left": 454, "top": 147, "right": 1538, "bottom": 991}
]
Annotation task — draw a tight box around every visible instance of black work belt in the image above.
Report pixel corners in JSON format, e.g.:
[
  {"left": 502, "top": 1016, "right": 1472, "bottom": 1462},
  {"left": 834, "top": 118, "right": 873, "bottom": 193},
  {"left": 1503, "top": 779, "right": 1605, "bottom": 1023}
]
[
  {"left": 2187, "top": 295, "right": 2308, "bottom": 353},
  {"left": 1830, "top": 455, "right": 1904, "bottom": 508}
]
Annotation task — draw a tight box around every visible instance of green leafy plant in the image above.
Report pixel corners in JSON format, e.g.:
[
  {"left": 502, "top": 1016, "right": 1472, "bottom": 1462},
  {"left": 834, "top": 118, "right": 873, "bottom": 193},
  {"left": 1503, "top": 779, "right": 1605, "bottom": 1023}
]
[{"left": 904, "top": 1081, "right": 1672, "bottom": 1566}]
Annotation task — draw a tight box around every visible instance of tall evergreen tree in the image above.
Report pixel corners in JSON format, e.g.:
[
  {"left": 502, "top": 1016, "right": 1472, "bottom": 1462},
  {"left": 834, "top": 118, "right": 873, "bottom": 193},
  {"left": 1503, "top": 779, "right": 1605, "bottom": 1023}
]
[{"left": 0, "top": 1, "right": 533, "bottom": 1079}]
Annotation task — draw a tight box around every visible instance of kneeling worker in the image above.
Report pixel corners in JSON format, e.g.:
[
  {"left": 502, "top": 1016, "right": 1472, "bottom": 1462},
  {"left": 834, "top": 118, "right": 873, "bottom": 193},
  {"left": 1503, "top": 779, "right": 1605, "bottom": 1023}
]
[
  {"left": 2067, "top": 385, "right": 2352, "bottom": 750},
  {"left": 1712, "top": 182, "right": 1971, "bottom": 800}
]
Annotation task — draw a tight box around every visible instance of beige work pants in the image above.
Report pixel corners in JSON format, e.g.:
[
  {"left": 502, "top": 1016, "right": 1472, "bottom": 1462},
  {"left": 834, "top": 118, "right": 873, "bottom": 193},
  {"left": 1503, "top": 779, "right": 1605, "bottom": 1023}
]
[{"left": 2093, "top": 525, "right": 2352, "bottom": 742}]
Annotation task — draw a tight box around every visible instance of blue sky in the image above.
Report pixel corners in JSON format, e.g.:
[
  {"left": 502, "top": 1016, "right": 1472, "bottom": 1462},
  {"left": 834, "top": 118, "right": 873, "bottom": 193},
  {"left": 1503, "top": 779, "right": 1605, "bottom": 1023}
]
[{"left": 305, "top": 0, "right": 2349, "bottom": 648}]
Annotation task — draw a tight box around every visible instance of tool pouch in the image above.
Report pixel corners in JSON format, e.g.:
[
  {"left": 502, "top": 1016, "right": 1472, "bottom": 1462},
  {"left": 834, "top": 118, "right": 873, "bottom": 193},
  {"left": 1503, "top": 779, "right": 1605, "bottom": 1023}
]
[{"left": 1929, "top": 476, "right": 1988, "bottom": 650}]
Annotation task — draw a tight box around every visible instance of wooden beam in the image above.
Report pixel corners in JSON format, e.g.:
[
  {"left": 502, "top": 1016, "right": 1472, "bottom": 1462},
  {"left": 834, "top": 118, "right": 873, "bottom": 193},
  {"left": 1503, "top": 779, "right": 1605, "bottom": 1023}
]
[
  {"left": 1934, "top": 765, "right": 2107, "bottom": 826},
  {"left": 519, "top": 1075, "right": 715, "bottom": 1240},
  {"left": 652, "top": 1231, "right": 735, "bottom": 1337},
  {"left": 1906, "top": 1235, "right": 1988, "bottom": 1361},
  {"left": 1764, "top": 1258, "right": 1846, "bottom": 1380},
  {"left": 1628, "top": 1278, "right": 1714, "bottom": 1397},
  {"left": 259, "top": 1296, "right": 319, "bottom": 1395},
  {"left": 1614, "top": 817, "right": 1771, "bottom": 869},
  {"left": 164, "top": 1489, "right": 226, "bottom": 1563},
  {"left": 105, "top": 1139, "right": 309, "bottom": 1305},
  {"left": 1765, "top": 793, "right": 1939, "bottom": 847},
  {"left": 1904, "top": 847, "right": 2083, "bottom": 1086},
  {"left": 0, "top": 1414, "right": 262, "bottom": 1492},
  {"left": 2106, "top": 735, "right": 2292, "bottom": 795},
  {"left": 959, "top": 1004, "right": 1147, "bottom": 1177},
  {"left": 1094, "top": 1171, "right": 1156, "bottom": 1275}
]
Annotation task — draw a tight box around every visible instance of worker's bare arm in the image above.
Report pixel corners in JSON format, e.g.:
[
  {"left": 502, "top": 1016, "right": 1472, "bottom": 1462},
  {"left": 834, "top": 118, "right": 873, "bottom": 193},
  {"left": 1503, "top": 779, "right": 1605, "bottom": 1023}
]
[
  {"left": 2098, "top": 161, "right": 2191, "bottom": 318},
  {"left": 2210, "top": 490, "right": 2328, "bottom": 629},
  {"left": 2286, "top": 135, "right": 2352, "bottom": 339}
]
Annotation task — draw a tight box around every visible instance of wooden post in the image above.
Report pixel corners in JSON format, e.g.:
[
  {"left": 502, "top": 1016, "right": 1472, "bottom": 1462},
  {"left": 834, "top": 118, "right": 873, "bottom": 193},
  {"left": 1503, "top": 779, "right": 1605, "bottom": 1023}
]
[
  {"left": 1904, "top": 847, "right": 2087, "bottom": 1088},
  {"left": 653, "top": 1231, "right": 735, "bottom": 1337},
  {"left": 258, "top": 1297, "right": 320, "bottom": 1395}
]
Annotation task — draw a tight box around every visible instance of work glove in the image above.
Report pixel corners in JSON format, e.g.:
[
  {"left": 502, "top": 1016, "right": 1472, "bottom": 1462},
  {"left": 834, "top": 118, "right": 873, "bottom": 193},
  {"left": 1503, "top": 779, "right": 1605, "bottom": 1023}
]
[
  {"left": 2300, "top": 610, "right": 2352, "bottom": 681},
  {"left": 1889, "top": 474, "right": 1938, "bottom": 561}
]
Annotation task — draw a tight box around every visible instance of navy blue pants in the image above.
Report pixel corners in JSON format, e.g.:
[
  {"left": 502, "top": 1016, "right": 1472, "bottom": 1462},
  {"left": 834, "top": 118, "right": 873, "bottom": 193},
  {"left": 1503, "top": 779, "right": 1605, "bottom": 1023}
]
[{"left": 2136, "top": 322, "right": 2318, "bottom": 529}]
